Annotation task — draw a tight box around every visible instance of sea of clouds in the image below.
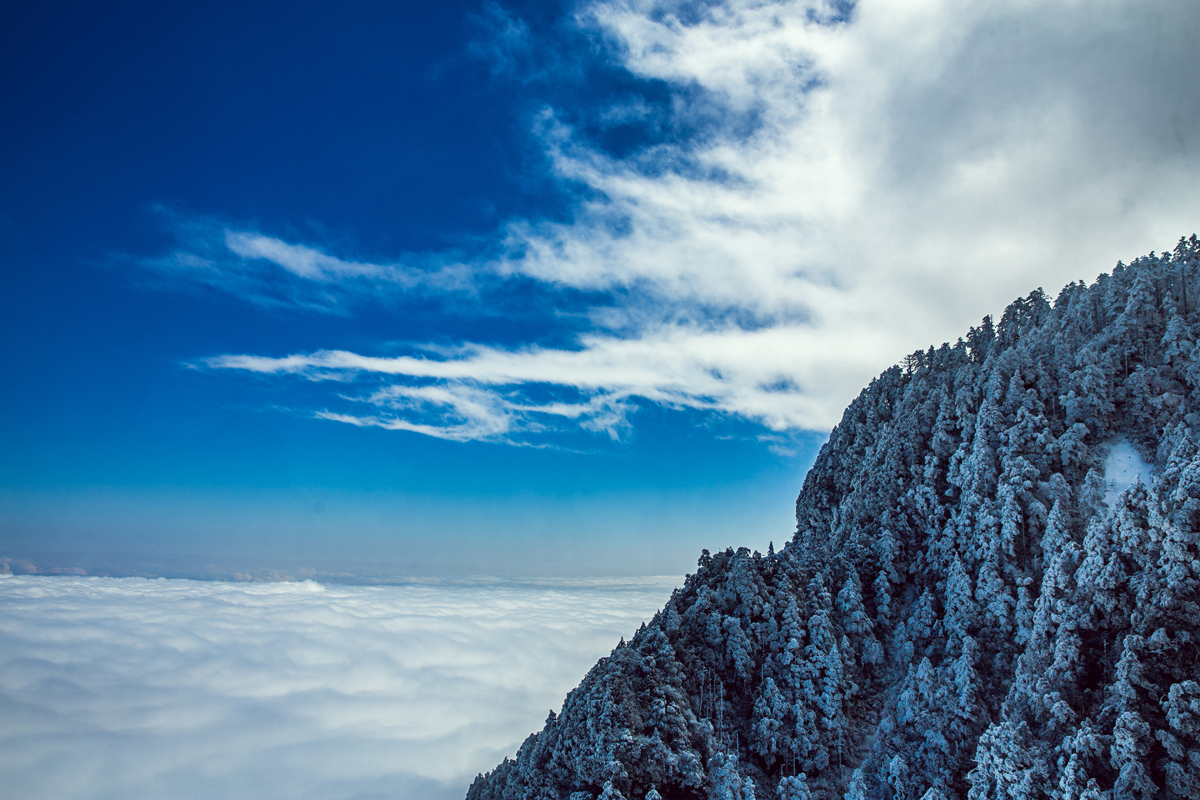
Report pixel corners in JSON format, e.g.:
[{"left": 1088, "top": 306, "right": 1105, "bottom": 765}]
[{"left": 0, "top": 573, "right": 680, "bottom": 800}]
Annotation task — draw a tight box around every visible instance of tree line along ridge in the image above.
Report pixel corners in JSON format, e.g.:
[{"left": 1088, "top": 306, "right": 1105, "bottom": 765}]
[{"left": 467, "top": 237, "right": 1200, "bottom": 800}]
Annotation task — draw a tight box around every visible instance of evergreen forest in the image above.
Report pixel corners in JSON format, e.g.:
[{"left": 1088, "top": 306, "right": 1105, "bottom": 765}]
[{"left": 467, "top": 238, "right": 1200, "bottom": 800}]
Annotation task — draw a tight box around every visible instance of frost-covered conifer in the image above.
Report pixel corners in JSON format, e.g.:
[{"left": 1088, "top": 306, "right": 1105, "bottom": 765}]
[
  {"left": 776, "top": 773, "right": 811, "bottom": 800},
  {"left": 468, "top": 239, "right": 1200, "bottom": 800}
]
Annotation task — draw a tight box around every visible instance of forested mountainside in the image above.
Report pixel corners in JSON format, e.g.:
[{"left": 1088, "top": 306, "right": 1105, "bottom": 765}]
[{"left": 467, "top": 238, "right": 1200, "bottom": 800}]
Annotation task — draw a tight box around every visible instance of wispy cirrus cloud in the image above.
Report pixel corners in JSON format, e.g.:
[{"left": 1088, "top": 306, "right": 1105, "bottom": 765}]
[
  {"left": 136, "top": 209, "right": 474, "bottom": 314},
  {"left": 208, "top": 319, "right": 885, "bottom": 440},
  {"left": 157, "top": 0, "right": 1200, "bottom": 443}
]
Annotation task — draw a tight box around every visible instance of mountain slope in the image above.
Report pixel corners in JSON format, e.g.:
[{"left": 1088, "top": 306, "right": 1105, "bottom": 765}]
[{"left": 467, "top": 238, "right": 1200, "bottom": 800}]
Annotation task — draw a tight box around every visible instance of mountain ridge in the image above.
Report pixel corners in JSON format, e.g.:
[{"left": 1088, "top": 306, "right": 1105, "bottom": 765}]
[{"left": 467, "top": 238, "right": 1200, "bottom": 800}]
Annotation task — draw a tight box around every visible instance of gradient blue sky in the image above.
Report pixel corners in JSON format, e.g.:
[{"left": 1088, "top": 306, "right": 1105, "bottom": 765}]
[{"left": 3, "top": 0, "right": 1199, "bottom": 576}]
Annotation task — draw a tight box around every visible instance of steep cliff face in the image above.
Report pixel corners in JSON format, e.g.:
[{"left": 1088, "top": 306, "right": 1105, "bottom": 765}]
[{"left": 467, "top": 238, "right": 1200, "bottom": 800}]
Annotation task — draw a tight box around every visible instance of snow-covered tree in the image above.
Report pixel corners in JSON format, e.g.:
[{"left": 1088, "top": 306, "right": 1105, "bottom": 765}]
[{"left": 468, "top": 239, "right": 1200, "bottom": 800}]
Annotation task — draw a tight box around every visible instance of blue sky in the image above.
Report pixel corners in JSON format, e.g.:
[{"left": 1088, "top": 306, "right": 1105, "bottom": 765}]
[{"left": 3, "top": 0, "right": 1199, "bottom": 576}]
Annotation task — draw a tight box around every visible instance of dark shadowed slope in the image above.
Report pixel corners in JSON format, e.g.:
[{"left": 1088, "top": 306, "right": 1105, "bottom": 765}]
[{"left": 467, "top": 238, "right": 1200, "bottom": 800}]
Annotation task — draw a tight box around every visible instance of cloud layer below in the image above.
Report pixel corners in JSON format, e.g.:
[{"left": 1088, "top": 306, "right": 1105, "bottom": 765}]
[
  {"left": 158, "top": 0, "right": 1200, "bottom": 443},
  {"left": 0, "top": 574, "right": 678, "bottom": 800}
]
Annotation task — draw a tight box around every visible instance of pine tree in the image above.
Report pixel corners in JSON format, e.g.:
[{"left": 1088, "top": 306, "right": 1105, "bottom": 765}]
[{"left": 467, "top": 239, "right": 1200, "bottom": 800}]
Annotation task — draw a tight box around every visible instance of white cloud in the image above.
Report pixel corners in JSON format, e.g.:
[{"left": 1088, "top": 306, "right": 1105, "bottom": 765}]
[
  {"left": 194, "top": 0, "right": 1200, "bottom": 440},
  {"left": 210, "top": 319, "right": 884, "bottom": 437},
  {"left": 138, "top": 210, "right": 472, "bottom": 314},
  {"left": 0, "top": 574, "right": 679, "bottom": 800},
  {"left": 1104, "top": 438, "right": 1155, "bottom": 507},
  {"left": 223, "top": 232, "right": 393, "bottom": 283}
]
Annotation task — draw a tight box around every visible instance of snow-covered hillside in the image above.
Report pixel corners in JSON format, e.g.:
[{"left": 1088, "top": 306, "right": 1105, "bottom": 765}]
[{"left": 467, "top": 237, "right": 1200, "bottom": 800}]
